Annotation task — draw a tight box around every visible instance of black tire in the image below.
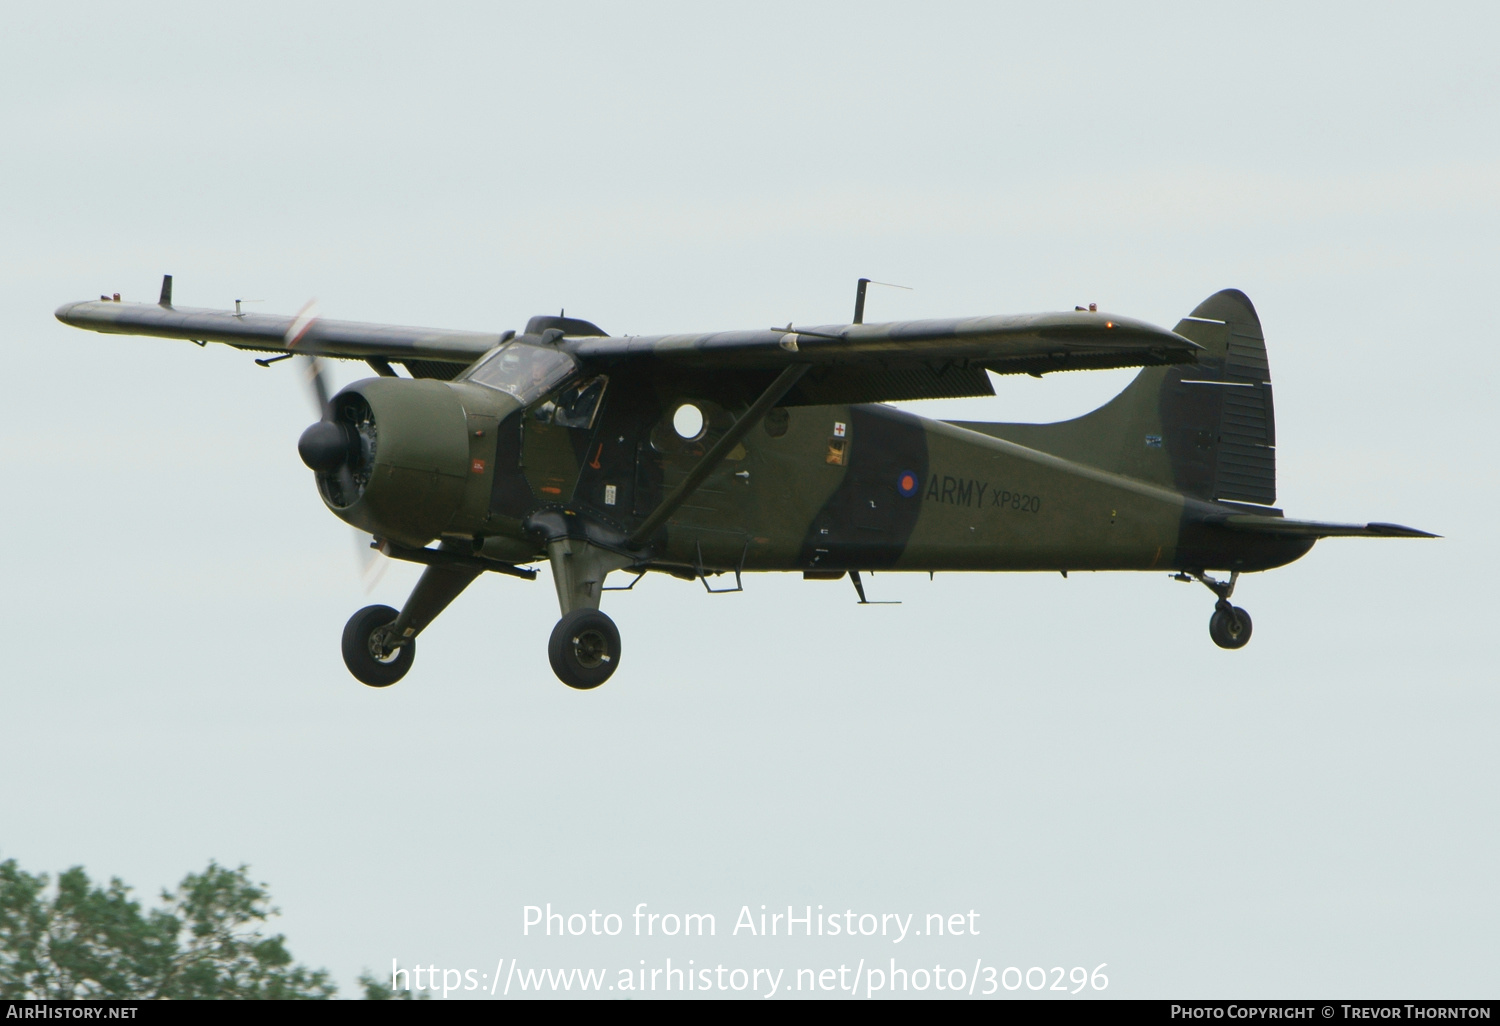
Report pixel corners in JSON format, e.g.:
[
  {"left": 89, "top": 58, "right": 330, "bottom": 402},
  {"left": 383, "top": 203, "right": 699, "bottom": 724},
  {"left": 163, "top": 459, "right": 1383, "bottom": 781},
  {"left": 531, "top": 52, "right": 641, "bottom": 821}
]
[
  {"left": 342, "top": 604, "right": 414, "bottom": 687},
  {"left": 1209, "top": 605, "right": 1253, "bottom": 650},
  {"left": 548, "top": 608, "right": 621, "bottom": 690}
]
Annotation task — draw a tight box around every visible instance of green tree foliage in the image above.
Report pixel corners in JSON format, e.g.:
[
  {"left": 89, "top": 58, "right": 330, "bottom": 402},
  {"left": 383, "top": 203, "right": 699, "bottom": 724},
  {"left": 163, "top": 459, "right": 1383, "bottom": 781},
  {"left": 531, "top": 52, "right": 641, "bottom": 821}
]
[
  {"left": 0, "top": 858, "right": 334, "bottom": 999},
  {"left": 357, "top": 970, "right": 425, "bottom": 1000}
]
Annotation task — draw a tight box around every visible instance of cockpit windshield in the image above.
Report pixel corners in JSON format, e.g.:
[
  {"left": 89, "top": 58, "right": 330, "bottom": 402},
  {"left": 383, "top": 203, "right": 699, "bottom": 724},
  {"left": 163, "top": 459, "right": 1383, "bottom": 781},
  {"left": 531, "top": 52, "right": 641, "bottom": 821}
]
[{"left": 462, "top": 342, "right": 578, "bottom": 405}]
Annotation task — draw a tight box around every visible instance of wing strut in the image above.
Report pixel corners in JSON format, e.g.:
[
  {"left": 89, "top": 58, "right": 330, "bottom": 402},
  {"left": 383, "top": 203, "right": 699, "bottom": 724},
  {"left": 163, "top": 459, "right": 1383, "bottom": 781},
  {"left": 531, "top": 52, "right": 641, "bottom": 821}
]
[{"left": 629, "top": 363, "right": 810, "bottom": 545}]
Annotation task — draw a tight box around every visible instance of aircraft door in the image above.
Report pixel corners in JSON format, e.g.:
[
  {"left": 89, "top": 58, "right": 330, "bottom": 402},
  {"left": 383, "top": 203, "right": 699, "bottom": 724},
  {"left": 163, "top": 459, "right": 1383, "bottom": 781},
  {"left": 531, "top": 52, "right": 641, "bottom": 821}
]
[{"left": 568, "top": 377, "right": 651, "bottom": 521}]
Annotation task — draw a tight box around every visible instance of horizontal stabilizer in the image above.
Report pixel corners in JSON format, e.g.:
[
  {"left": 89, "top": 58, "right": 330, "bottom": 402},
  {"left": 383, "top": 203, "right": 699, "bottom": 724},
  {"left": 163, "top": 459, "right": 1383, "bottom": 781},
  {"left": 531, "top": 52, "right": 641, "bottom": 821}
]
[{"left": 1210, "top": 514, "right": 1438, "bottom": 539}]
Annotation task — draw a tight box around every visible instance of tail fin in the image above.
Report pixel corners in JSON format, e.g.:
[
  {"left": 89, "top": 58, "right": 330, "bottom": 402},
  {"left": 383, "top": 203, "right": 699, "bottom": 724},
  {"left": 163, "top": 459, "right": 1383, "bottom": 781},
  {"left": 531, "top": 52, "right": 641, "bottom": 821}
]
[{"left": 950, "top": 289, "right": 1277, "bottom": 505}]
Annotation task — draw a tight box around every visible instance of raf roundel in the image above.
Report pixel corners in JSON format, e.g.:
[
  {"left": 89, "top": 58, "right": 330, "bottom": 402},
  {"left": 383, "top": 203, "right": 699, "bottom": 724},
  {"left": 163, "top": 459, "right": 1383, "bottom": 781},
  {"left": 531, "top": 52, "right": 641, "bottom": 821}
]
[{"left": 897, "top": 470, "right": 920, "bottom": 497}]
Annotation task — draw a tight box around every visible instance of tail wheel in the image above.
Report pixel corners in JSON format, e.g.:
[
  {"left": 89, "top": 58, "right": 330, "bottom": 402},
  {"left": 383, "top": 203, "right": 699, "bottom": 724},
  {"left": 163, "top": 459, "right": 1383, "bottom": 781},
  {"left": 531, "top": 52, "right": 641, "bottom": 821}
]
[
  {"left": 1209, "top": 605, "right": 1253, "bottom": 650},
  {"left": 548, "top": 609, "right": 621, "bottom": 690},
  {"left": 342, "top": 604, "right": 414, "bottom": 687}
]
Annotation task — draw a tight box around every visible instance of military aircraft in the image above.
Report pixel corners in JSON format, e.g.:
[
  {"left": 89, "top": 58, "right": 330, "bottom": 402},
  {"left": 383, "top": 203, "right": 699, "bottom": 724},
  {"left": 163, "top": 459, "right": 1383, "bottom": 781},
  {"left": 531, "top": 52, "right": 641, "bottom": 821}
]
[{"left": 56, "top": 277, "right": 1434, "bottom": 689}]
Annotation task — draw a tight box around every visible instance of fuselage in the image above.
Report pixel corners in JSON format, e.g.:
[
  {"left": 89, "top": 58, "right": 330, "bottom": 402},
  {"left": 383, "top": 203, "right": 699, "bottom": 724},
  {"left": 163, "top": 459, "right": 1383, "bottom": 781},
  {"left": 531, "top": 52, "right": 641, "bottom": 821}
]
[
  {"left": 322, "top": 372, "right": 1312, "bottom": 578},
  {"left": 586, "top": 399, "right": 1313, "bottom": 576}
]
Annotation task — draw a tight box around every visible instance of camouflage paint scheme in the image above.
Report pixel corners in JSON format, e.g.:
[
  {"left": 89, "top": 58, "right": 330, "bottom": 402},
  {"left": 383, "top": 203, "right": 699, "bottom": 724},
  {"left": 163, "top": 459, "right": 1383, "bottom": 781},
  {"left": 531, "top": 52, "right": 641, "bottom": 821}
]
[{"left": 56, "top": 282, "right": 1432, "bottom": 683}]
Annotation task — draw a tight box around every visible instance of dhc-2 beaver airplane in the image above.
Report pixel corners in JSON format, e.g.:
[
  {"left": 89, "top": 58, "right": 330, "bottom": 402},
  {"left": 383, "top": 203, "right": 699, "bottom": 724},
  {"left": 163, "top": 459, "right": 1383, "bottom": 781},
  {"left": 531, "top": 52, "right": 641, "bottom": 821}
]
[{"left": 56, "top": 277, "right": 1434, "bottom": 689}]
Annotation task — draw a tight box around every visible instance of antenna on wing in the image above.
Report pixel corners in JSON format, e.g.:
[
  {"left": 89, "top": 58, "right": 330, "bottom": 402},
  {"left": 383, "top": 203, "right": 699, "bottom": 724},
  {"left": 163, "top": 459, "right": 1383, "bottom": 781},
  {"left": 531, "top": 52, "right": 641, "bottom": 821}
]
[
  {"left": 852, "top": 277, "right": 911, "bottom": 324},
  {"left": 158, "top": 274, "right": 173, "bottom": 308}
]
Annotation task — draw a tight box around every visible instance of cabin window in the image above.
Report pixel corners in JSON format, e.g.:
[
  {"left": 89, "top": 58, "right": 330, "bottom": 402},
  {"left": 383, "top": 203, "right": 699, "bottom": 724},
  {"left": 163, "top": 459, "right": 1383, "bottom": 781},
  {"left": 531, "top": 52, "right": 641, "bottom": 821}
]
[{"left": 672, "top": 403, "right": 706, "bottom": 441}]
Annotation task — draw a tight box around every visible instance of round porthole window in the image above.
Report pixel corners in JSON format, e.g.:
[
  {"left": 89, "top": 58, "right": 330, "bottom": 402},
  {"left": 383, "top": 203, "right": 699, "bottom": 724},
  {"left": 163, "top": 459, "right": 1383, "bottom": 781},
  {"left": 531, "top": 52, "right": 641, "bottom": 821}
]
[{"left": 672, "top": 403, "right": 705, "bottom": 440}]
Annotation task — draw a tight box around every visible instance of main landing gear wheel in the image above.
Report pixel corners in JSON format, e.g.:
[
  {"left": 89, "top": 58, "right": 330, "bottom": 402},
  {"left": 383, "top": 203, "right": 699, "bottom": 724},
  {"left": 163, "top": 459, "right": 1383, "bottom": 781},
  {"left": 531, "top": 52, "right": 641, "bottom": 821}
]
[
  {"left": 548, "top": 609, "right": 621, "bottom": 690},
  {"left": 1209, "top": 604, "right": 1253, "bottom": 650},
  {"left": 342, "top": 604, "right": 414, "bottom": 687}
]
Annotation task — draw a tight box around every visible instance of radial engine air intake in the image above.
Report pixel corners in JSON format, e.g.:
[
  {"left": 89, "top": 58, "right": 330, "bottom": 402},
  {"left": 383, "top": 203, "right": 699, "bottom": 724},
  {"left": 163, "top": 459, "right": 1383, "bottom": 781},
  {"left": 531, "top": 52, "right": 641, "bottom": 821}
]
[{"left": 299, "top": 391, "right": 378, "bottom": 508}]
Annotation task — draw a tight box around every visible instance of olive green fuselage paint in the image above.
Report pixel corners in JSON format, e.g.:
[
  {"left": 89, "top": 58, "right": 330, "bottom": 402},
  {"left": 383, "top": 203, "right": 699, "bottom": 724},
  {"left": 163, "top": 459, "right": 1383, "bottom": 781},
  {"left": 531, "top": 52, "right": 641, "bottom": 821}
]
[
  {"left": 351, "top": 388, "right": 1304, "bottom": 577},
  {"left": 620, "top": 402, "right": 1307, "bottom": 575}
]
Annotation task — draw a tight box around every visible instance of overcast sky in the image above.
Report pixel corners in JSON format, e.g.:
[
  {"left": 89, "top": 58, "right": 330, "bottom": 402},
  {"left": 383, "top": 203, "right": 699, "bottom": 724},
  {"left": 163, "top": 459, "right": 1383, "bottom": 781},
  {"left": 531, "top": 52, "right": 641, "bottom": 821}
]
[{"left": 1, "top": 1, "right": 1495, "bottom": 1000}]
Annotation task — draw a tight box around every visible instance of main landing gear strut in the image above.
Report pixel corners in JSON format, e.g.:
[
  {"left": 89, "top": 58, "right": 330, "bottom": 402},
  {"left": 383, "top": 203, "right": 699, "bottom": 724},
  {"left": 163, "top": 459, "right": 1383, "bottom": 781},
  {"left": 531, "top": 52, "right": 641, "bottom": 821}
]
[
  {"left": 1175, "top": 570, "right": 1253, "bottom": 650},
  {"left": 542, "top": 538, "right": 630, "bottom": 690}
]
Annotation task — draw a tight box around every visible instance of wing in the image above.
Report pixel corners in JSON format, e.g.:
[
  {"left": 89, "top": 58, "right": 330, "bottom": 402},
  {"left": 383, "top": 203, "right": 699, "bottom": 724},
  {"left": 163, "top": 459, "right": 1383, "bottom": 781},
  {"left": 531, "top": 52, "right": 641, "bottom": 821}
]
[
  {"left": 55, "top": 298, "right": 502, "bottom": 380},
  {"left": 58, "top": 291, "right": 1200, "bottom": 404},
  {"left": 562, "top": 311, "right": 1202, "bottom": 405}
]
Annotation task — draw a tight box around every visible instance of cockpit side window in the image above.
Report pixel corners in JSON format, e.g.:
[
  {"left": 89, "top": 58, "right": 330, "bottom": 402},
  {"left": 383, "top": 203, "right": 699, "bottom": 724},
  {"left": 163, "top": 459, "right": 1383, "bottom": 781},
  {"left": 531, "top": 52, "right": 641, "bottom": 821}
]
[
  {"left": 462, "top": 342, "right": 578, "bottom": 404},
  {"left": 551, "top": 376, "right": 608, "bottom": 430}
]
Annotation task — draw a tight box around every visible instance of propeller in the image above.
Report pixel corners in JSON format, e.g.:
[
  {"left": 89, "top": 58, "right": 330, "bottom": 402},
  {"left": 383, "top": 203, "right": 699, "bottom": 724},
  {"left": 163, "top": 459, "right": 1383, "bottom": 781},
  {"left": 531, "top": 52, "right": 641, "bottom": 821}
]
[
  {"left": 287, "top": 300, "right": 388, "bottom": 592},
  {"left": 290, "top": 300, "right": 353, "bottom": 486},
  {"left": 295, "top": 356, "right": 350, "bottom": 476}
]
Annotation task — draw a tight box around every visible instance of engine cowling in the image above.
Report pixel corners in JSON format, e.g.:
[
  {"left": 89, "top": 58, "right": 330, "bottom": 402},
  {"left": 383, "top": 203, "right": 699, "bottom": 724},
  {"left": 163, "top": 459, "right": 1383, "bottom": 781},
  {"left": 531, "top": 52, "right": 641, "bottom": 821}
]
[{"left": 300, "top": 377, "right": 516, "bottom": 547}]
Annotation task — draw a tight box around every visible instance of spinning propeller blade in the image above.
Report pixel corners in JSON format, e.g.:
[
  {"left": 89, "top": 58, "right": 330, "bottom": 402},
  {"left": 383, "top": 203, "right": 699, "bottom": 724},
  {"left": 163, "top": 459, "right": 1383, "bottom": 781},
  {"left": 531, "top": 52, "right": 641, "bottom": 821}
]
[
  {"left": 286, "top": 299, "right": 388, "bottom": 592},
  {"left": 355, "top": 532, "right": 389, "bottom": 593},
  {"left": 286, "top": 299, "right": 331, "bottom": 417}
]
